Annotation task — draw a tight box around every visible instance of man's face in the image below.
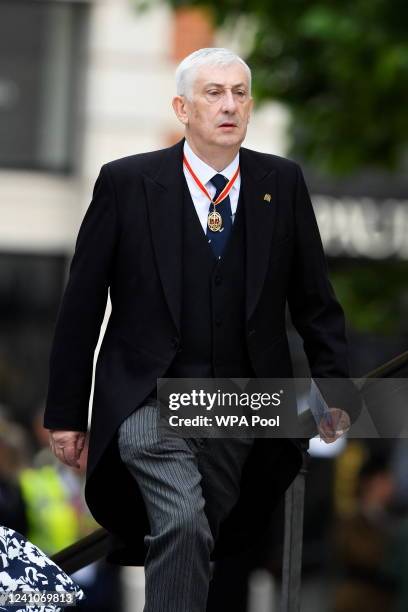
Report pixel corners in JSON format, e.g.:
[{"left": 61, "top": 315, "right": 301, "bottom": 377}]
[{"left": 178, "top": 62, "right": 253, "bottom": 150}]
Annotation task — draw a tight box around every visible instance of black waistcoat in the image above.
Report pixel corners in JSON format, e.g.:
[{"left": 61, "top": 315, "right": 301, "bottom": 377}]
[{"left": 164, "top": 180, "right": 255, "bottom": 379}]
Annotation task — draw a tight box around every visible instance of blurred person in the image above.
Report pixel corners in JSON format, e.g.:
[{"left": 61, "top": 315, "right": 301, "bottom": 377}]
[
  {"left": 32, "top": 407, "right": 95, "bottom": 537},
  {"left": 27, "top": 408, "right": 123, "bottom": 612},
  {"left": 332, "top": 454, "right": 397, "bottom": 612},
  {"left": 0, "top": 415, "right": 30, "bottom": 534},
  {"left": 44, "top": 47, "right": 356, "bottom": 611},
  {"left": 19, "top": 408, "right": 94, "bottom": 555}
]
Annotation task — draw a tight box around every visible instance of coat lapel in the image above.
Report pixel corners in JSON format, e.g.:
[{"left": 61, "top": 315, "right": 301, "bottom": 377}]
[
  {"left": 240, "top": 147, "right": 278, "bottom": 321},
  {"left": 144, "top": 139, "right": 185, "bottom": 334}
]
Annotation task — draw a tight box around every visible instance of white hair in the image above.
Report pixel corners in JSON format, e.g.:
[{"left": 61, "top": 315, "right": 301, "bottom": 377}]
[{"left": 175, "top": 48, "right": 252, "bottom": 100}]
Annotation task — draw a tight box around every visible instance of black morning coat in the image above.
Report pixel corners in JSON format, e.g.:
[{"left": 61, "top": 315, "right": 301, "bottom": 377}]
[{"left": 44, "top": 137, "right": 354, "bottom": 565}]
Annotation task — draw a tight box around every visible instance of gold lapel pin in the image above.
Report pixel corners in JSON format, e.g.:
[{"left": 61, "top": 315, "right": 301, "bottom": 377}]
[{"left": 263, "top": 193, "right": 272, "bottom": 202}]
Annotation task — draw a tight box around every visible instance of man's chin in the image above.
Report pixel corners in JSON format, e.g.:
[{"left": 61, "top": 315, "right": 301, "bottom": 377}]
[{"left": 213, "top": 133, "right": 245, "bottom": 148}]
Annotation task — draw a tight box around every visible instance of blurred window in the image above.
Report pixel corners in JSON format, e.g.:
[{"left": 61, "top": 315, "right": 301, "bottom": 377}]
[{"left": 0, "top": 1, "right": 88, "bottom": 172}]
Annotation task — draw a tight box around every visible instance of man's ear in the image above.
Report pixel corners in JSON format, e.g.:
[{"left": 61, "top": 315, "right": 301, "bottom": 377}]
[{"left": 172, "top": 95, "right": 189, "bottom": 126}]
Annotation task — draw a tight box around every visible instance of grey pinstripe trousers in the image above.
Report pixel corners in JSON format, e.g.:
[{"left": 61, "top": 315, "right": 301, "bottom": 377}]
[{"left": 117, "top": 402, "right": 254, "bottom": 612}]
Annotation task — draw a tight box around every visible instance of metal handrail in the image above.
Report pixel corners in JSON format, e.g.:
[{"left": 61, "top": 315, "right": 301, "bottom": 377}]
[
  {"left": 51, "top": 350, "right": 408, "bottom": 574},
  {"left": 51, "top": 527, "right": 113, "bottom": 574}
]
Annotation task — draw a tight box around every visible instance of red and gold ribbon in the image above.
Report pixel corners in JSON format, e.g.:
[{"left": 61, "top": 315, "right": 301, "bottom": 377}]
[{"left": 183, "top": 154, "right": 240, "bottom": 207}]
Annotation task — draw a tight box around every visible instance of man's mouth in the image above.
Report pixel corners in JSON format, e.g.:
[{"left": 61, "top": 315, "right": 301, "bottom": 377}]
[{"left": 218, "top": 122, "right": 237, "bottom": 128}]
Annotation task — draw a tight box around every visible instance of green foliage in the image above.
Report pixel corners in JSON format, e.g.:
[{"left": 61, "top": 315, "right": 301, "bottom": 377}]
[
  {"left": 133, "top": 0, "right": 408, "bottom": 335},
  {"left": 157, "top": 0, "right": 408, "bottom": 175},
  {"left": 330, "top": 262, "right": 408, "bottom": 334}
]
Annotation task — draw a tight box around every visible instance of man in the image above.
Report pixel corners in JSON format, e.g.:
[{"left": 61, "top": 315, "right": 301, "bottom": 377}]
[{"left": 45, "top": 48, "right": 353, "bottom": 610}]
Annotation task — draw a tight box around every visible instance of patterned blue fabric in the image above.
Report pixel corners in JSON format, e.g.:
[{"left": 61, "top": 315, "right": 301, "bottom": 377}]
[{"left": 0, "top": 526, "right": 85, "bottom": 611}]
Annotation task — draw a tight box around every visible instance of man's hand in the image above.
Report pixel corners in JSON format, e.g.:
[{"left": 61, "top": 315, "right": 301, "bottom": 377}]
[
  {"left": 317, "top": 408, "right": 351, "bottom": 444},
  {"left": 48, "top": 430, "right": 87, "bottom": 469}
]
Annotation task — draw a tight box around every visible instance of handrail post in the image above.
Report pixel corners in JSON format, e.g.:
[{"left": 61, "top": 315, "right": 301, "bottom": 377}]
[{"left": 280, "top": 441, "right": 309, "bottom": 612}]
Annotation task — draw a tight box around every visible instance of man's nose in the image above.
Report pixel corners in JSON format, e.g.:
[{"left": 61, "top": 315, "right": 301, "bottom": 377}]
[{"left": 221, "top": 90, "right": 237, "bottom": 112}]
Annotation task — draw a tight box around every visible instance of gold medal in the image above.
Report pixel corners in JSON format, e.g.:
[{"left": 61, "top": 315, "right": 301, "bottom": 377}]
[
  {"left": 207, "top": 210, "right": 223, "bottom": 232},
  {"left": 183, "top": 154, "right": 240, "bottom": 233}
]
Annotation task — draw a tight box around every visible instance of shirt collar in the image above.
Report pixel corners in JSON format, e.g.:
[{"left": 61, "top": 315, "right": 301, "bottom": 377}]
[{"left": 183, "top": 139, "right": 240, "bottom": 187}]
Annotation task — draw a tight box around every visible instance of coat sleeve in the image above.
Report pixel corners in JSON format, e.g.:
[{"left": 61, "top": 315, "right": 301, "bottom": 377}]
[
  {"left": 44, "top": 164, "right": 118, "bottom": 432},
  {"left": 287, "top": 164, "right": 362, "bottom": 422}
]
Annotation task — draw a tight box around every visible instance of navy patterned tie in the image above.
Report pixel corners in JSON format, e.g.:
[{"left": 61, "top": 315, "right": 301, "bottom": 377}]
[{"left": 206, "top": 174, "right": 233, "bottom": 258}]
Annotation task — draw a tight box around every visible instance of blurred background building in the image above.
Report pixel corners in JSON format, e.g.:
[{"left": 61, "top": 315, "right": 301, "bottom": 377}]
[
  {"left": 0, "top": 0, "right": 291, "bottom": 425},
  {"left": 0, "top": 0, "right": 407, "bottom": 611}
]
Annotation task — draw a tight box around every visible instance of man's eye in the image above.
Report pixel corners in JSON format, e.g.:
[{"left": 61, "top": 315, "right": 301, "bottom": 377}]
[
  {"left": 207, "top": 90, "right": 221, "bottom": 96},
  {"left": 236, "top": 91, "right": 246, "bottom": 97}
]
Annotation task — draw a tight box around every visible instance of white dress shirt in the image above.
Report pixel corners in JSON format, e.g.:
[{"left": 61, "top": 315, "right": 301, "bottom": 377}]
[{"left": 183, "top": 139, "right": 241, "bottom": 234}]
